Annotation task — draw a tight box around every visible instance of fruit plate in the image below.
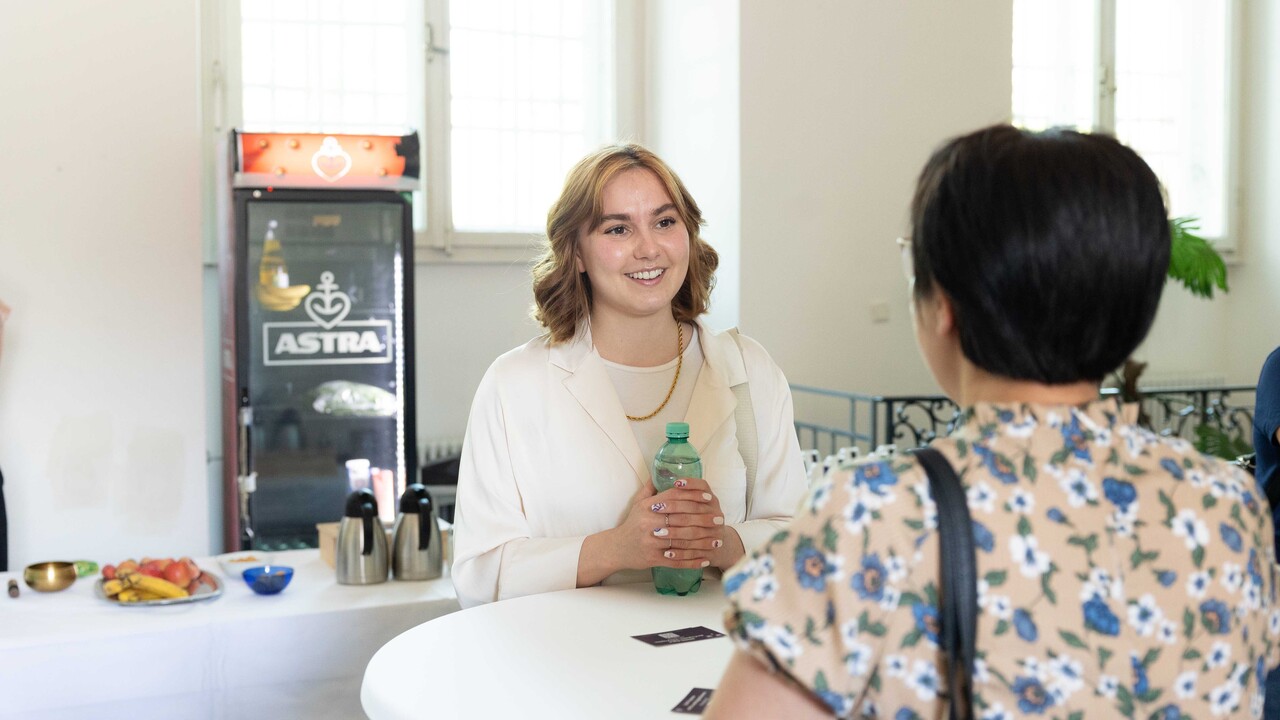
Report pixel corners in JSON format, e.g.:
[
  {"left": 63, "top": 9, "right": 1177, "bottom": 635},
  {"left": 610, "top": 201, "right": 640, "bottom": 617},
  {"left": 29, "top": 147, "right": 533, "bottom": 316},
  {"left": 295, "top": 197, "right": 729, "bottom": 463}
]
[{"left": 94, "top": 574, "right": 223, "bottom": 607}]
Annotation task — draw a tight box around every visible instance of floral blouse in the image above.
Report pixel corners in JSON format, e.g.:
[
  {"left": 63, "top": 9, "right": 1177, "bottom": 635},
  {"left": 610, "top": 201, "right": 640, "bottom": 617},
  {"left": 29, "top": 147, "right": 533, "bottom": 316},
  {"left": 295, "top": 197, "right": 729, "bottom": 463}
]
[{"left": 723, "top": 400, "right": 1280, "bottom": 719}]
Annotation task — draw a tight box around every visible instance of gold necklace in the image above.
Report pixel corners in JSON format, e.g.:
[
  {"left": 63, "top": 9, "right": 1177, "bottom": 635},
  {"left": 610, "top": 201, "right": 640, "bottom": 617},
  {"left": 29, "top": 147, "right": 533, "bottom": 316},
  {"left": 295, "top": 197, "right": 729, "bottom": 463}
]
[{"left": 626, "top": 322, "right": 684, "bottom": 422}]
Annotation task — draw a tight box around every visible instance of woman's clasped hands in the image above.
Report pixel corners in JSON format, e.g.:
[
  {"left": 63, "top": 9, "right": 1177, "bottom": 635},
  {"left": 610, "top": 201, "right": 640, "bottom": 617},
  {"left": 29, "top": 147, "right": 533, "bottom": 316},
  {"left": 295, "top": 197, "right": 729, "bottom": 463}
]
[{"left": 611, "top": 477, "right": 734, "bottom": 571}]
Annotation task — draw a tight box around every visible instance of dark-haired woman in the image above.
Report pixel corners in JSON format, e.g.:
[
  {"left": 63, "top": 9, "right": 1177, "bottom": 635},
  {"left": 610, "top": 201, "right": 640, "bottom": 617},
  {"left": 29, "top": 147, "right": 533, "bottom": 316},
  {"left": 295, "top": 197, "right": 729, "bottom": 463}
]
[
  {"left": 708, "top": 126, "right": 1280, "bottom": 718},
  {"left": 451, "top": 145, "right": 806, "bottom": 609}
]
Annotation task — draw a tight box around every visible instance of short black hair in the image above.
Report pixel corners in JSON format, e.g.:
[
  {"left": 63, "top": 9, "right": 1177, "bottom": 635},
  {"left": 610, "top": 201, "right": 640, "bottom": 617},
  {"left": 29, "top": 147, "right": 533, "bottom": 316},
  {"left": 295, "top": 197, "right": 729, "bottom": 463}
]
[{"left": 909, "top": 125, "right": 1170, "bottom": 384}]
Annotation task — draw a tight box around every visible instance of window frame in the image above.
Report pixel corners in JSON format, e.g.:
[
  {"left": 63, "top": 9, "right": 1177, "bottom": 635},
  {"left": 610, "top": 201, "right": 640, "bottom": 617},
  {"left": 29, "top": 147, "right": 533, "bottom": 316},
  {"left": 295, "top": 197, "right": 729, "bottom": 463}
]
[
  {"left": 1017, "top": 0, "right": 1243, "bottom": 255},
  {"left": 203, "top": 0, "right": 644, "bottom": 265}
]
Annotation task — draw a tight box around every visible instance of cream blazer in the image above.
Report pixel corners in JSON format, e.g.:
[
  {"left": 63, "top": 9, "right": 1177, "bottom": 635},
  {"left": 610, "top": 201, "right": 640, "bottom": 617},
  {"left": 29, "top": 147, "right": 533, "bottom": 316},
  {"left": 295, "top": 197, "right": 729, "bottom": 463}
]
[{"left": 451, "top": 320, "right": 807, "bottom": 609}]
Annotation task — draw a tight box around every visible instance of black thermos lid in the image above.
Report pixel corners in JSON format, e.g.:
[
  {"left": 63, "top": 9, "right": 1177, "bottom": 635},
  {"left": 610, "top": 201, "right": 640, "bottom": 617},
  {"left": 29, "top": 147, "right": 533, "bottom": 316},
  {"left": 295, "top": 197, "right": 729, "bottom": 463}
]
[
  {"left": 344, "top": 488, "right": 378, "bottom": 518},
  {"left": 398, "top": 483, "right": 433, "bottom": 514}
]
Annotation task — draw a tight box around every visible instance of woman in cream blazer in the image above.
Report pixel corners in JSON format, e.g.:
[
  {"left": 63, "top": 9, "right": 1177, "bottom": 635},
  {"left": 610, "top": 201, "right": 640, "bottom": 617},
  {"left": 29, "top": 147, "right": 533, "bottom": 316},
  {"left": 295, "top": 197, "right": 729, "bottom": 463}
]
[{"left": 452, "top": 145, "right": 806, "bottom": 609}]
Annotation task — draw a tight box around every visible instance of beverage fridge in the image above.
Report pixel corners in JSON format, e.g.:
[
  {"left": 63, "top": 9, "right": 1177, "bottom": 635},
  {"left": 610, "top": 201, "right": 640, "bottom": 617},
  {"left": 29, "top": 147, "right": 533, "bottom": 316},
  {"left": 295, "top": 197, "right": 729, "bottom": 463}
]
[{"left": 219, "top": 131, "right": 419, "bottom": 552}]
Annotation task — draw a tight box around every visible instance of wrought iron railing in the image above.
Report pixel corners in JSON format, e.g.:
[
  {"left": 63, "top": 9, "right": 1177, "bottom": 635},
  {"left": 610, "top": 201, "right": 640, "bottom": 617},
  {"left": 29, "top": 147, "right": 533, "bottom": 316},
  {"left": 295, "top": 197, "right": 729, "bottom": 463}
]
[{"left": 791, "top": 383, "right": 1257, "bottom": 459}]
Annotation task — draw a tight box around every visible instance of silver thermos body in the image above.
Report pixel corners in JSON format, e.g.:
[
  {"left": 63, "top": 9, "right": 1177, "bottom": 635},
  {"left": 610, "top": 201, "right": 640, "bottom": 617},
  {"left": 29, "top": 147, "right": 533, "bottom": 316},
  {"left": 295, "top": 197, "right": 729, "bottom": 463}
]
[
  {"left": 336, "top": 488, "right": 389, "bottom": 585},
  {"left": 392, "top": 483, "right": 443, "bottom": 581}
]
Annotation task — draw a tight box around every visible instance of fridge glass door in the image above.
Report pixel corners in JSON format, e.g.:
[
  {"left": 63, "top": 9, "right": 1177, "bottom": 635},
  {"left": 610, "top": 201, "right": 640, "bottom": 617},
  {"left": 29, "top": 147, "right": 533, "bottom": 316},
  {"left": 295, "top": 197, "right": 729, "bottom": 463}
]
[{"left": 244, "top": 199, "right": 407, "bottom": 549}]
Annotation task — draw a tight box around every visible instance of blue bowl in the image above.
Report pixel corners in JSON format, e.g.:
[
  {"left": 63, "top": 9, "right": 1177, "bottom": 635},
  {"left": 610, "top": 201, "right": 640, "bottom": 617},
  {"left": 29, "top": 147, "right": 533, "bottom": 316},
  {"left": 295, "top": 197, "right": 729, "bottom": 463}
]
[{"left": 242, "top": 565, "right": 294, "bottom": 595}]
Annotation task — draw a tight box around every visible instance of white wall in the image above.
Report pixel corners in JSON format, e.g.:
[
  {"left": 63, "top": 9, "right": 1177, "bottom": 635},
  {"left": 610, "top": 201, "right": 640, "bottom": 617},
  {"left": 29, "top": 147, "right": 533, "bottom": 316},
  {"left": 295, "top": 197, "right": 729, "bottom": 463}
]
[
  {"left": 412, "top": 262, "right": 539, "bottom": 444},
  {"left": 1229, "top": 0, "right": 1280, "bottom": 385},
  {"left": 737, "top": 0, "right": 1014, "bottom": 396},
  {"left": 0, "top": 3, "right": 208, "bottom": 567}
]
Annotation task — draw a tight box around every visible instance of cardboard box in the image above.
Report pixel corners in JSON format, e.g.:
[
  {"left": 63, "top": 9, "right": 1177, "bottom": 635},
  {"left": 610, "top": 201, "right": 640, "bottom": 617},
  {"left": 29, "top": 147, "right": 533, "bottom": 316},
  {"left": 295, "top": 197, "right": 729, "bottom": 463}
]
[{"left": 316, "top": 518, "right": 452, "bottom": 569}]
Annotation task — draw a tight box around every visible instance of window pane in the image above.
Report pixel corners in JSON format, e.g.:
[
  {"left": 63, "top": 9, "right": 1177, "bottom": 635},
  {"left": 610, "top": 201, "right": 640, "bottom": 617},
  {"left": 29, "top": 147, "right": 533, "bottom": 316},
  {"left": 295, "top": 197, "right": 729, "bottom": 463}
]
[
  {"left": 239, "top": 0, "right": 418, "bottom": 135},
  {"left": 1012, "top": 0, "right": 1097, "bottom": 131},
  {"left": 1115, "top": 0, "right": 1228, "bottom": 237},
  {"left": 448, "top": 0, "right": 614, "bottom": 232}
]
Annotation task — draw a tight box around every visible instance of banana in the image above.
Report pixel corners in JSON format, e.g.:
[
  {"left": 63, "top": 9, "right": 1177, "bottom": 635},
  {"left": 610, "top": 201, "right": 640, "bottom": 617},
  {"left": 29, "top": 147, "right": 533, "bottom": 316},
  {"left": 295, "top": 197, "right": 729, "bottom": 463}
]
[
  {"left": 256, "top": 283, "right": 311, "bottom": 312},
  {"left": 127, "top": 574, "right": 190, "bottom": 599},
  {"left": 102, "top": 579, "right": 126, "bottom": 597},
  {"left": 116, "top": 589, "right": 142, "bottom": 603},
  {"left": 115, "top": 571, "right": 189, "bottom": 599}
]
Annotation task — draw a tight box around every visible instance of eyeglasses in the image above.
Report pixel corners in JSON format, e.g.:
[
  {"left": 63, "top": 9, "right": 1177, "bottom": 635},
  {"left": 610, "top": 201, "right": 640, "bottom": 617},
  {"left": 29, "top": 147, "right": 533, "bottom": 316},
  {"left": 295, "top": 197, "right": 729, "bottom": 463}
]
[{"left": 895, "top": 236, "right": 914, "bottom": 288}]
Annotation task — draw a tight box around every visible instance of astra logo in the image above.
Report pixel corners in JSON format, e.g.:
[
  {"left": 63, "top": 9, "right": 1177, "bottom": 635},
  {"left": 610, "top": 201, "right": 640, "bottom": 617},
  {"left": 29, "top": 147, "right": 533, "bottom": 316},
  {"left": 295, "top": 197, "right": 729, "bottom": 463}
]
[{"left": 262, "top": 271, "right": 394, "bottom": 366}]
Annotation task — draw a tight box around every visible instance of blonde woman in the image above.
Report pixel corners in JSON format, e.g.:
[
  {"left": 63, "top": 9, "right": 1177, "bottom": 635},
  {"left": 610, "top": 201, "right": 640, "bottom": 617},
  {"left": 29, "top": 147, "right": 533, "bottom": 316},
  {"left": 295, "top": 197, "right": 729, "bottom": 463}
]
[{"left": 452, "top": 144, "right": 807, "bottom": 608}]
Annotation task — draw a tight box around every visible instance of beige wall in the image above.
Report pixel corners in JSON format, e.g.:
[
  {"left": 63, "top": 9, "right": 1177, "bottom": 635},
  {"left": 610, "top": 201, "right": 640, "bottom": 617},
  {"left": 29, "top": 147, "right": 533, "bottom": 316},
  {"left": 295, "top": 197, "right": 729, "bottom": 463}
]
[
  {"left": 738, "top": 0, "right": 1014, "bottom": 396},
  {"left": 1230, "top": 0, "right": 1280, "bottom": 385},
  {"left": 0, "top": 2, "right": 208, "bottom": 567}
]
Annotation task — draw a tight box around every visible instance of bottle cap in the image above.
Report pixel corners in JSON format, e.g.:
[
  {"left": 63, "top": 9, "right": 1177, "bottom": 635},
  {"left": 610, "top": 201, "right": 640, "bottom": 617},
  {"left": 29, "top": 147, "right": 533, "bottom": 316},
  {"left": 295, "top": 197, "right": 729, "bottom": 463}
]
[{"left": 665, "top": 422, "right": 690, "bottom": 439}]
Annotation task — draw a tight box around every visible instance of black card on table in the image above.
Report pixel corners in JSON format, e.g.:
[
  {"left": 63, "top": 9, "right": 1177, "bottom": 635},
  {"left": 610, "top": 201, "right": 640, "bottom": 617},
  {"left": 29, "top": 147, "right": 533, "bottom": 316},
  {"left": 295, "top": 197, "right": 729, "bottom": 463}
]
[
  {"left": 671, "top": 687, "right": 714, "bottom": 714},
  {"left": 632, "top": 625, "right": 725, "bottom": 647}
]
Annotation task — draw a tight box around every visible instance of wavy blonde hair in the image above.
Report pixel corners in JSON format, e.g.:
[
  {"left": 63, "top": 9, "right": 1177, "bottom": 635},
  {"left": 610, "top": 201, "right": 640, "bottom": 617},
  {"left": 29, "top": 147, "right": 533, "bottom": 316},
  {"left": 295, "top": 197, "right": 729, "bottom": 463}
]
[{"left": 531, "top": 143, "right": 719, "bottom": 344}]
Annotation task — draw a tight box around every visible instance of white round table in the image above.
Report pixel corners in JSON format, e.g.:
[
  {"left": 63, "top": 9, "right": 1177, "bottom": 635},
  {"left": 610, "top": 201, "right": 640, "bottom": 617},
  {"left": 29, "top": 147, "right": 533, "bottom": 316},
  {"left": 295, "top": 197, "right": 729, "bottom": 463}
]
[{"left": 361, "top": 579, "right": 734, "bottom": 719}]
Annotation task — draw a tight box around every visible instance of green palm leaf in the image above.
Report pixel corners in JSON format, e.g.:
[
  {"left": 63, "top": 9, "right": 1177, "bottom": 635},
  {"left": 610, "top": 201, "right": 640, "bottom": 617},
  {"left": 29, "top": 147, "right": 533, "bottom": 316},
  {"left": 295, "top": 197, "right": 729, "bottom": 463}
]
[{"left": 1167, "top": 216, "right": 1228, "bottom": 299}]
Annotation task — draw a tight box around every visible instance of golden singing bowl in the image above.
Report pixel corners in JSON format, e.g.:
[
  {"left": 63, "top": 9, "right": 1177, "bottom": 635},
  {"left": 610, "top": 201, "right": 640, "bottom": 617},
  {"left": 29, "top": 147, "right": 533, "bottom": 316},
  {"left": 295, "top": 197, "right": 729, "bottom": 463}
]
[{"left": 23, "top": 561, "right": 77, "bottom": 592}]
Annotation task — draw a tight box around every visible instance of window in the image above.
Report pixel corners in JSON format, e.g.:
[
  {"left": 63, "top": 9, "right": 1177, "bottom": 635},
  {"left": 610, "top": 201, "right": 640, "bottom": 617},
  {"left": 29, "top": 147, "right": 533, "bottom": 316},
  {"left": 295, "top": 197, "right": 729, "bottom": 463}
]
[
  {"left": 224, "top": 0, "right": 631, "bottom": 261},
  {"left": 1012, "top": 0, "right": 1240, "bottom": 249}
]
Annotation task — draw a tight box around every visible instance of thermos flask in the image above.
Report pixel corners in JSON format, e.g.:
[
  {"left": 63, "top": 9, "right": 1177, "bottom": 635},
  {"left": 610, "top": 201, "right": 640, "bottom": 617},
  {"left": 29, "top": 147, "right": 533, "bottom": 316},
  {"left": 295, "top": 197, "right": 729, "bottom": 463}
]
[
  {"left": 391, "top": 484, "right": 443, "bottom": 581},
  {"left": 336, "top": 488, "right": 389, "bottom": 585}
]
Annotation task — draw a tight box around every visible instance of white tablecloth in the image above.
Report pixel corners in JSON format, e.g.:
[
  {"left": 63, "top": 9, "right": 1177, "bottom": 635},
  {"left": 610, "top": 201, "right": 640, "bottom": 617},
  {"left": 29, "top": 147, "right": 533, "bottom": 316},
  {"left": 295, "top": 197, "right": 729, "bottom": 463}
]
[
  {"left": 0, "top": 549, "right": 459, "bottom": 719},
  {"left": 361, "top": 579, "right": 734, "bottom": 719}
]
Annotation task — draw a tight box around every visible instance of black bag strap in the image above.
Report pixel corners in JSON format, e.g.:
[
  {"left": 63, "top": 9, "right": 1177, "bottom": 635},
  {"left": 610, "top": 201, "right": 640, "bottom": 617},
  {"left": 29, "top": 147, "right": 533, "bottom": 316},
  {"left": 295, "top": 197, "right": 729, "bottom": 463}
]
[{"left": 913, "top": 447, "right": 977, "bottom": 720}]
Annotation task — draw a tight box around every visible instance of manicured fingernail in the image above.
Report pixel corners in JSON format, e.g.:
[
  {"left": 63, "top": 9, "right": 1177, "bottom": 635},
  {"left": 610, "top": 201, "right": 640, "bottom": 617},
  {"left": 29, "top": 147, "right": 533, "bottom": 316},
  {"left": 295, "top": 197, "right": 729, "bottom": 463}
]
[
  {"left": 702, "top": 492, "right": 712, "bottom": 500},
  {"left": 664, "top": 550, "right": 676, "bottom": 559},
  {"left": 700, "top": 560, "right": 711, "bottom": 567},
  {"left": 651, "top": 502, "right": 666, "bottom": 512},
  {"left": 653, "top": 528, "right": 669, "bottom": 537},
  {"left": 674, "top": 479, "right": 687, "bottom": 488},
  {"left": 712, "top": 539, "right": 723, "bottom": 548},
  {"left": 713, "top": 516, "right": 724, "bottom": 525}
]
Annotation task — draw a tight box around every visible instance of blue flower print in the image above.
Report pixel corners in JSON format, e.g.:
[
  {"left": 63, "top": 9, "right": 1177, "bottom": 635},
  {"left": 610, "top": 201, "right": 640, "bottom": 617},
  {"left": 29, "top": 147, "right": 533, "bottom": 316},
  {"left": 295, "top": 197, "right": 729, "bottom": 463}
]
[
  {"left": 1083, "top": 593, "right": 1121, "bottom": 636},
  {"left": 1199, "top": 599, "right": 1231, "bottom": 634},
  {"left": 913, "top": 601, "right": 941, "bottom": 645},
  {"left": 1155, "top": 704, "right": 1179, "bottom": 720},
  {"left": 724, "top": 570, "right": 749, "bottom": 596},
  {"left": 817, "top": 689, "right": 851, "bottom": 716},
  {"left": 1012, "top": 675, "right": 1055, "bottom": 714},
  {"left": 997, "top": 409, "right": 1015, "bottom": 423},
  {"left": 1242, "top": 490, "right": 1259, "bottom": 513},
  {"left": 1160, "top": 458, "right": 1185, "bottom": 481},
  {"left": 1102, "top": 477, "right": 1137, "bottom": 510},
  {"left": 974, "top": 445, "right": 1019, "bottom": 484},
  {"left": 1060, "top": 415, "right": 1091, "bottom": 461},
  {"left": 1157, "top": 570, "right": 1177, "bottom": 587},
  {"left": 894, "top": 709, "right": 922, "bottom": 720},
  {"left": 851, "top": 553, "right": 887, "bottom": 601},
  {"left": 1013, "top": 608, "right": 1038, "bottom": 642},
  {"left": 794, "top": 544, "right": 834, "bottom": 592},
  {"left": 1219, "top": 523, "right": 1243, "bottom": 553},
  {"left": 1258, "top": 655, "right": 1269, "bottom": 688},
  {"left": 1046, "top": 507, "right": 1067, "bottom": 524},
  {"left": 1131, "top": 653, "right": 1150, "bottom": 695},
  {"left": 853, "top": 461, "right": 898, "bottom": 496},
  {"left": 1248, "top": 548, "right": 1264, "bottom": 587},
  {"left": 972, "top": 520, "right": 995, "bottom": 553}
]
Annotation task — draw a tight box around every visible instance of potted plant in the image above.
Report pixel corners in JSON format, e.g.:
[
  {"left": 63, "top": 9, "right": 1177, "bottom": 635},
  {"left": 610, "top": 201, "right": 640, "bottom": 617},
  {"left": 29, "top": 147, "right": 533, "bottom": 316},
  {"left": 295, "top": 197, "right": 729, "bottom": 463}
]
[{"left": 1111, "top": 217, "right": 1245, "bottom": 458}]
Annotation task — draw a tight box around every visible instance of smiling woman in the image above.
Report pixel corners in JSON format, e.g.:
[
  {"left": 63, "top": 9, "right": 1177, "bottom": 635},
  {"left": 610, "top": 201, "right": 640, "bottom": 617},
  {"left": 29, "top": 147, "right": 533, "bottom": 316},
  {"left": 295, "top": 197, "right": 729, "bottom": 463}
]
[{"left": 449, "top": 144, "right": 808, "bottom": 609}]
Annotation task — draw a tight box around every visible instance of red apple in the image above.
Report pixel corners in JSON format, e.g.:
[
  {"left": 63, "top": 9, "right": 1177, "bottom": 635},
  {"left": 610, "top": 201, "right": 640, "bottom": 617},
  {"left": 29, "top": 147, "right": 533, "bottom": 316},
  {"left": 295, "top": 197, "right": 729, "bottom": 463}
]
[{"left": 163, "top": 562, "right": 192, "bottom": 588}]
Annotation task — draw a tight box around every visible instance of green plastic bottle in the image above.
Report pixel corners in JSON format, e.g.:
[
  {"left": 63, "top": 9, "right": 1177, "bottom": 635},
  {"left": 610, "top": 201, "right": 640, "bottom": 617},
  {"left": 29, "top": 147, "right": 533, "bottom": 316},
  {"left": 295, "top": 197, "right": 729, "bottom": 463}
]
[{"left": 652, "top": 422, "right": 704, "bottom": 596}]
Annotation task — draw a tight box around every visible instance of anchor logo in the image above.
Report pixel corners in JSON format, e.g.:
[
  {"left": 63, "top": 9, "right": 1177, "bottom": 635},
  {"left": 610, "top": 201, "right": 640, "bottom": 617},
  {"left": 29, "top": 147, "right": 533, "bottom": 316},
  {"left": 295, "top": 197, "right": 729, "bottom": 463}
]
[
  {"left": 303, "top": 272, "right": 352, "bottom": 329},
  {"left": 311, "top": 136, "right": 352, "bottom": 182}
]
